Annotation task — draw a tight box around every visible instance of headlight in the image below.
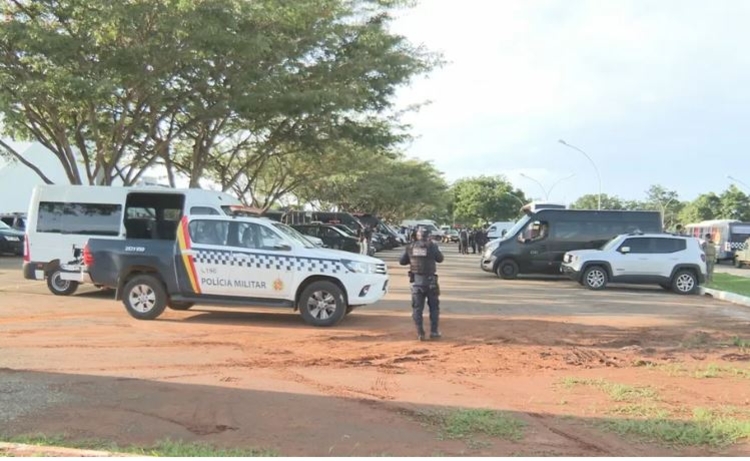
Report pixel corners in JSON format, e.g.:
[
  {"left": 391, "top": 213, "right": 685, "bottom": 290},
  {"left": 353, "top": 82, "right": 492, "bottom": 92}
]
[{"left": 342, "top": 259, "right": 377, "bottom": 274}]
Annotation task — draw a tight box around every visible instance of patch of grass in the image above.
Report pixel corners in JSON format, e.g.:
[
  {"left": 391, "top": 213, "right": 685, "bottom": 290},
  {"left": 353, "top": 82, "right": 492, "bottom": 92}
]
[
  {"left": 707, "top": 273, "right": 750, "bottom": 297},
  {"left": 600, "top": 407, "right": 750, "bottom": 447},
  {"left": 680, "top": 331, "right": 713, "bottom": 349},
  {"left": 420, "top": 409, "right": 526, "bottom": 442},
  {"left": 732, "top": 336, "right": 750, "bottom": 350},
  {"left": 1, "top": 434, "right": 277, "bottom": 457},
  {"left": 608, "top": 403, "right": 670, "bottom": 419},
  {"left": 558, "top": 378, "right": 659, "bottom": 402},
  {"left": 693, "top": 364, "right": 750, "bottom": 379}
]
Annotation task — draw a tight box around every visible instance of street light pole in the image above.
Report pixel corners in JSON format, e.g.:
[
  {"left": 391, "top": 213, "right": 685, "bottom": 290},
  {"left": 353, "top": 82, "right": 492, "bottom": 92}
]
[
  {"left": 727, "top": 175, "right": 750, "bottom": 191},
  {"left": 504, "top": 191, "right": 526, "bottom": 207},
  {"left": 558, "top": 139, "right": 603, "bottom": 210},
  {"left": 519, "top": 173, "right": 549, "bottom": 200},
  {"left": 547, "top": 173, "right": 576, "bottom": 200}
]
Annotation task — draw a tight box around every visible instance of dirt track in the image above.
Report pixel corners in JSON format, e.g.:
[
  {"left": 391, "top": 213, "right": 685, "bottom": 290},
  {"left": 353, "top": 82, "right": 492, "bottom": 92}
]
[{"left": 1, "top": 247, "right": 750, "bottom": 456}]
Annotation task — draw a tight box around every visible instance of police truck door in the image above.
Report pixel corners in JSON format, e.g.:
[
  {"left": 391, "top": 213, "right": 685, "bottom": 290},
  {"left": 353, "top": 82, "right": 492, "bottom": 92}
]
[{"left": 231, "top": 222, "right": 294, "bottom": 300}]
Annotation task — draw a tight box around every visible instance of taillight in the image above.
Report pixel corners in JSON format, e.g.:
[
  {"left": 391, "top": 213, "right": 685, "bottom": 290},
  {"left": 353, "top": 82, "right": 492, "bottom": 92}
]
[
  {"left": 83, "top": 244, "right": 94, "bottom": 266},
  {"left": 23, "top": 234, "right": 30, "bottom": 262}
]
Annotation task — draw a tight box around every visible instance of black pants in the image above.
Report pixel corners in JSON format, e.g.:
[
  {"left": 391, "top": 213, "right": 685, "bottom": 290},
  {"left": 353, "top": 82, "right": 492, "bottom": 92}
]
[{"left": 411, "top": 284, "right": 439, "bottom": 334}]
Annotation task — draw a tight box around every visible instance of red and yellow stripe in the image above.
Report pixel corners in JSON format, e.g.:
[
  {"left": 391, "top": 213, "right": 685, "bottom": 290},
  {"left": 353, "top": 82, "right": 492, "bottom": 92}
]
[{"left": 176, "top": 216, "right": 201, "bottom": 294}]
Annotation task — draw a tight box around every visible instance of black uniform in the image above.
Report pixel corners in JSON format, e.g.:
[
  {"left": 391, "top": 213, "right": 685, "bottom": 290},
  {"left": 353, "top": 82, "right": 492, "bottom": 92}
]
[{"left": 399, "top": 235, "right": 444, "bottom": 340}]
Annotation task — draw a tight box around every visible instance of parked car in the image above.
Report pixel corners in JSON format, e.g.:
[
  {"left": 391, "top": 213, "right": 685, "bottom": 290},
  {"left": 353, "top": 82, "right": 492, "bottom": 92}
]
[
  {"left": 561, "top": 233, "right": 706, "bottom": 294},
  {"left": 0, "top": 220, "right": 24, "bottom": 256},
  {"left": 292, "top": 223, "right": 360, "bottom": 253},
  {"left": 0, "top": 213, "right": 27, "bottom": 231}
]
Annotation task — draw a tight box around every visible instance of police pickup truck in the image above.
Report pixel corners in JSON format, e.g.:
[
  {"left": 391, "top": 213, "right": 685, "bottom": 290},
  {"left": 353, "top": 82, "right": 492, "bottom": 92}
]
[{"left": 82, "top": 215, "right": 389, "bottom": 327}]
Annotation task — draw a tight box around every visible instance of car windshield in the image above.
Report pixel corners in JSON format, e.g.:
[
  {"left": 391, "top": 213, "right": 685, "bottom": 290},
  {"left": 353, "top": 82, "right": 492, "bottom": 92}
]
[
  {"left": 601, "top": 236, "right": 622, "bottom": 251},
  {"left": 272, "top": 222, "right": 315, "bottom": 249},
  {"left": 0, "top": 221, "right": 11, "bottom": 230},
  {"left": 503, "top": 216, "right": 530, "bottom": 239}
]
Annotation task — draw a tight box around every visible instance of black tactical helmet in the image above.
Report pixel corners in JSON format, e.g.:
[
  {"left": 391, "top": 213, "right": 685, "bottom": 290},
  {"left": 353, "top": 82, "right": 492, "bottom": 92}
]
[{"left": 417, "top": 226, "right": 431, "bottom": 240}]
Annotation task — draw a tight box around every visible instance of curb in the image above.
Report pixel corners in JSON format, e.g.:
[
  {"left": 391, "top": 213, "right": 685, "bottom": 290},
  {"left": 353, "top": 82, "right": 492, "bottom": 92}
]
[
  {"left": 700, "top": 287, "right": 750, "bottom": 308},
  {"left": 0, "top": 442, "right": 138, "bottom": 457}
]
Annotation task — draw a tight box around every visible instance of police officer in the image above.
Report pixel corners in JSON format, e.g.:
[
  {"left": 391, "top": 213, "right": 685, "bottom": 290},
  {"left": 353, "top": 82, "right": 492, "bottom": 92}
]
[
  {"left": 399, "top": 226, "right": 444, "bottom": 341},
  {"left": 703, "top": 233, "right": 717, "bottom": 282}
]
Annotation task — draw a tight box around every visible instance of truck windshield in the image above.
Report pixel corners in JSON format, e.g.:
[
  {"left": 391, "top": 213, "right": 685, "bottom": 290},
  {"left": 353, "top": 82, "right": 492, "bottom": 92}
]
[
  {"left": 272, "top": 222, "right": 316, "bottom": 249},
  {"left": 503, "top": 215, "right": 531, "bottom": 239}
]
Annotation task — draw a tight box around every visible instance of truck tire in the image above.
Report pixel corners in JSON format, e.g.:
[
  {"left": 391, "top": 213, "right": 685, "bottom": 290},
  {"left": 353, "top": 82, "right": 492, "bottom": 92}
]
[
  {"left": 298, "top": 281, "right": 347, "bottom": 327},
  {"left": 495, "top": 259, "right": 519, "bottom": 279},
  {"left": 46, "top": 270, "right": 79, "bottom": 296},
  {"left": 167, "top": 300, "right": 194, "bottom": 311},
  {"left": 734, "top": 258, "right": 744, "bottom": 268},
  {"left": 122, "top": 275, "right": 168, "bottom": 320},
  {"left": 671, "top": 269, "right": 698, "bottom": 295},
  {"left": 582, "top": 265, "right": 608, "bottom": 290}
]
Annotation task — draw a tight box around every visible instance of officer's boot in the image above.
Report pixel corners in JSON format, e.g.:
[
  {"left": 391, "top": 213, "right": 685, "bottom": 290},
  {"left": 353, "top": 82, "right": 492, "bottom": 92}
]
[{"left": 417, "top": 325, "right": 426, "bottom": 341}]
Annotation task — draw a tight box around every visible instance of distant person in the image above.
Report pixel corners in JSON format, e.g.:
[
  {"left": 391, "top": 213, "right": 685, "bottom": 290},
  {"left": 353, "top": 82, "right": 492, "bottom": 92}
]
[
  {"left": 703, "top": 233, "right": 717, "bottom": 282},
  {"left": 675, "top": 224, "right": 685, "bottom": 236},
  {"left": 459, "top": 228, "right": 469, "bottom": 254}
]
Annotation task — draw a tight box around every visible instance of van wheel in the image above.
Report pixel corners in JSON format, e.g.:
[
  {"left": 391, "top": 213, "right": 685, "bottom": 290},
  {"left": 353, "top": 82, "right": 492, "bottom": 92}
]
[
  {"left": 495, "top": 259, "right": 519, "bottom": 279},
  {"left": 298, "top": 281, "right": 347, "bottom": 327},
  {"left": 582, "top": 266, "right": 608, "bottom": 290},
  {"left": 167, "top": 300, "right": 194, "bottom": 311},
  {"left": 672, "top": 270, "right": 698, "bottom": 295},
  {"left": 122, "top": 275, "right": 168, "bottom": 320},
  {"left": 46, "top": 270, "right": 79, "bottom": 296}
]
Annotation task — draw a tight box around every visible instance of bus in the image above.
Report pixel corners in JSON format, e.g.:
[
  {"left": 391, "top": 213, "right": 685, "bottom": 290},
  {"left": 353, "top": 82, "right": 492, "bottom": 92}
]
[{"left": 685, "top": 219, "right": 750, "bottom": 261}]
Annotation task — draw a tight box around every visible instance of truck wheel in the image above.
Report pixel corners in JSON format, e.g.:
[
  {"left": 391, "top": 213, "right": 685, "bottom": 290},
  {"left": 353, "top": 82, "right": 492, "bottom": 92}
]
[
  {"left": 582, "top": 265, "right": 608, "bottom": 290},
  {"left": 495, "top": 259, "right": 519, "bottom": 279},
  {"left": 298, "top": 281, "right": 347, "bottom": 327},
  {"left": 46, "top": 270, "right": 79, "bottom": 296},
  {"left": 672, "top": 270, "right": 698, "bottom": 295},
  {"left": 735, "top": 258, "right": 744, "bottom": 268},
  {"left": 167, "top": 300, "right": 194, "bottom": 311},
  {"left": 122, "top": 275, "right": 168, "bottom": 320}
]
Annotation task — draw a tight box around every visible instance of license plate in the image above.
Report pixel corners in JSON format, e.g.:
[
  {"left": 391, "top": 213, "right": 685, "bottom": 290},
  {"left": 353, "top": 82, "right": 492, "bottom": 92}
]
[{"left": 5, "top": 236, "right": 19, "bottom": 242}]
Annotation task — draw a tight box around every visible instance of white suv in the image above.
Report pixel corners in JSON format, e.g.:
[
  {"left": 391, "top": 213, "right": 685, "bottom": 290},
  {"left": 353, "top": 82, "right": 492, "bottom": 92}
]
[{"left": 561, "top": 233, "right": 707, "bottom": 294}]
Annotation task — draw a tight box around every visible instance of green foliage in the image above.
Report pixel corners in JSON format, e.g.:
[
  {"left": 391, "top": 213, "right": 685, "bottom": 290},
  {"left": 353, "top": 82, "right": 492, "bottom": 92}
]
[
  {"left": 450, "top": 176, "right": 527, "bottom": 225},
  {"left": 707, "top": 273, "right": 750, "bottom": 298},
  {"left": 1, "top": 434, "right": 277, "bottom": 457},
  {"left": 679, "top": 193, "right": 722, "bottom": 224},
  {"left": 719, "top": 185, "right": 750, "bottom": 221},
  {"left": 295, "top": 150, "right": 448, "bottom": 221},
  {"left": 600, "top": 407, "right": 750, "bottom": 447},
  {"left": 569, "top": 194, "right": 627, "bottom": 210},
  {"left": 0, "top": 0, "right": 438, "bottom": 187}
]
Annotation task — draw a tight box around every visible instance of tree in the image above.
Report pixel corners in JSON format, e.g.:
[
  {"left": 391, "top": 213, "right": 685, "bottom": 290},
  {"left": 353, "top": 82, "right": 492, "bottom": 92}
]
[
  {"left": 644, "top": 185, "right": 684, "bottom": 229},
  {"left": 719, "top": 185, "right": 750, "bottom": 221},
  {"left": 450, "top": 176, "right": 527, "bottom": 225},
  {"left": 0, "top": 0, "right": 438, "bottom": 186},
  {"left": 570, "top": 194, "right": 625, "bottom": 210},
  {"left": 678, "top": 193, "right": 721, "bottom": 224},
  {"left": 297, "top": 154, "right": 448, "bottom": 222}
]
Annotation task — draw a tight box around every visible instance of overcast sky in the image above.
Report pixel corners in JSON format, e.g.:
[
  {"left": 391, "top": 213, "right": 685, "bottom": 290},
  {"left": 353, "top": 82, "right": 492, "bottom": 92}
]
[{"left": 391, "top": 0, "right": 750, "bottom": 204}]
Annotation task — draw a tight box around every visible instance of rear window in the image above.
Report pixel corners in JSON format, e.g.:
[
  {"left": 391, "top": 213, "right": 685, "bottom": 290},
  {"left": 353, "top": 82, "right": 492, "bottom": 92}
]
[
  {"left": 653, "top": 238, "right": 686, "bottom": 253},
  {"left": 36, "top": 202, "right": 122, "bottom": 236}
]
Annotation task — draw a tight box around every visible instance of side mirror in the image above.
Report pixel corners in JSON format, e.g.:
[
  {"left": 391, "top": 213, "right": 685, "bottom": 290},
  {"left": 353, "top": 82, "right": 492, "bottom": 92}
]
[
  {"left": 272, "top": 243, "right": 292, "bottom": 251},
  {"left": 620, "top": 246, "right": 631, "bottom": 254}
]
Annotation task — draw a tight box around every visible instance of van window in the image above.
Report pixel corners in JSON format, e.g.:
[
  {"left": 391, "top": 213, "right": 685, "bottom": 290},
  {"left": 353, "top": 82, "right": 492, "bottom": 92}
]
[
  {"left": 124, "top": 193, "right": 185, "bottom": 240},
  {"left": 37, "top": 202, "right": 122, "bottom": 236},
  {"left": 519, "top": 221, "right": 549, "bottom": 242}
]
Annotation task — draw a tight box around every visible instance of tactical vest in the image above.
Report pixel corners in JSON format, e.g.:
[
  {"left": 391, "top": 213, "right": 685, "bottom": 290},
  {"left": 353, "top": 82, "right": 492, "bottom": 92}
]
[{"left": 409, "top": 241, "right": 436, "bottom": 275}]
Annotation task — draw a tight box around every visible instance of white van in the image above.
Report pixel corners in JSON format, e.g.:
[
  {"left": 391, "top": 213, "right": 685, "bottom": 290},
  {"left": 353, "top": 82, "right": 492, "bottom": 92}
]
[
  {"left": 487, "top": 221, "right": 516, "bottom": 240},
  {"left": 23, "top": 185, "right": 242, "bottom": 295}
]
